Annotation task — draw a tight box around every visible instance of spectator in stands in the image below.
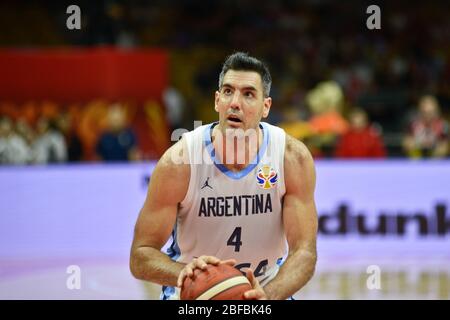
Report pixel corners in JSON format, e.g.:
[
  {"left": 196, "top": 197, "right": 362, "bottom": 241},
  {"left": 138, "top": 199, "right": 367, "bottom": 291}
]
[
  {"left": 15, "top": 118, "right": 35, "bottom": 147},
  {"left": 56, "top": 112, "right": 83, "bottom": 162},
  {"left": 402, "top": 95, "right": 449, "bottom": 158},
  {"left": 32, "top": 117, "right": 68, "bottom": 164},
  {"left": 0, "top": 116, "right": 31, "bottom": 165},
  {"left": 163, "top": 86, "right": 186, "bottom": 132},
  {"left": 334, "top": 108, "right": 386, "bottom": 158},
  {"left": 96, "top": 104, "right": 139, "bottom": 162},
  {"left": 306, "top": 81, "right": 349, "bottom": 157}
]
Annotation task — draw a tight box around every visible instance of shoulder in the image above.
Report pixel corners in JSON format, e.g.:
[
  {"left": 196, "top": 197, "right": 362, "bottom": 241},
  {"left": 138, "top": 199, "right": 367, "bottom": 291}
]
[
  {"left": 284, "top": 134, "right": 316, "bottom": 193},
  {"left": 146, "top": 138, "right": 191, "bottom": 204},
  {"left": 284, "top": 134, "right": 314, "bottom": 169},
  {"left": 153, "top": 138, "right": 190, "bottom": 182}
]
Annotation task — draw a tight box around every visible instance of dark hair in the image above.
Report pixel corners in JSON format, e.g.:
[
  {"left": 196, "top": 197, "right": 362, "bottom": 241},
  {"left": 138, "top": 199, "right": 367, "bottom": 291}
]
[{"left": 218, "top": 52, "right": 272, "bottom": 97}]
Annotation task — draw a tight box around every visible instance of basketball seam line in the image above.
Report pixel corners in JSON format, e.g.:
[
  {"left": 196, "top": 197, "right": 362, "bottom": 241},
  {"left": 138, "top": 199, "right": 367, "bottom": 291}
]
[
  {"left": 208, "top": 281, "right": 250, "bottom": 301},
  {"left": 189, "top": 272, "right": 241, "bottom": 298},
  {"left": 195, "top": 275, "right": 250, "bottom": 300}
]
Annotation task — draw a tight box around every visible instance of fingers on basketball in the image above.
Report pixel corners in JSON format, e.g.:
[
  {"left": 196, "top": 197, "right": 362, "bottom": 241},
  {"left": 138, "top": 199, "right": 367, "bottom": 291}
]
[
  {"left": 177, "top": 256, "right": 223, "bottom": 287},
  {"left": 219, "top": 258, "right": 237, "bottom": 266}
]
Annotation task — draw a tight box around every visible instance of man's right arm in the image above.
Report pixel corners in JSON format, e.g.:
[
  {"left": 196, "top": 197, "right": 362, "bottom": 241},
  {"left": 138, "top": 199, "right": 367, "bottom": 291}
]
[{"left": 129, "top": 139, "right": 190, "bottom": 287}]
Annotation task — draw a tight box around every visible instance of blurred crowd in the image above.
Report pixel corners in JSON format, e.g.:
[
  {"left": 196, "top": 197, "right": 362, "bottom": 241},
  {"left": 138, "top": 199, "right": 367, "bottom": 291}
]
[
  {"left": 0, "top": 103, "right": 136, "bottom": 165},
  {"left": 0, "top": 115, "right": 70, "bottom": 165},
  {"left": 0, "top": 0, "right": 449, "bottom": 164},
  {"left": 1, "top": 88, "right": 448, "bottom": 165},
  {"left": 277, "top": 82, "right": 448, "bottom": 159},
  {"left": 0, "top": 100, "right": 170, "bottom": 165}
]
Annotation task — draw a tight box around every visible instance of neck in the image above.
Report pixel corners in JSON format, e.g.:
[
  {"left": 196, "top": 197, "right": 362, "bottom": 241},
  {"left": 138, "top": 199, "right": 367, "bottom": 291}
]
[{"left": 212, "top": 123, "right": 263, "bottom": 171}]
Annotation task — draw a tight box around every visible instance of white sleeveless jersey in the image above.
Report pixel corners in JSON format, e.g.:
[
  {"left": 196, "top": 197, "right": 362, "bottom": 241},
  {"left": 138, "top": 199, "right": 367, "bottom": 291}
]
[{"left": 161, "top": 121, "right": 288, "bottom": 300}]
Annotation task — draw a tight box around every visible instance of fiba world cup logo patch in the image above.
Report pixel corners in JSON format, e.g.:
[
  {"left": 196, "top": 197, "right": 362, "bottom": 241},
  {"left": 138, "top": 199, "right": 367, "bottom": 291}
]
[{"left": 256, "top": 165, "right": 278, "bottom": 189}]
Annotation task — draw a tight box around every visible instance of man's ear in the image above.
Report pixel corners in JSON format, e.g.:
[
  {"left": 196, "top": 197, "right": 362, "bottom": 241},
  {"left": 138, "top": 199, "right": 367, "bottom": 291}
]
[
  {"left": 262, "top": 97, "right": 272, "bottom": 118},
  {"left": 214, "top": 91, "right": 220, "bottom": 112}
]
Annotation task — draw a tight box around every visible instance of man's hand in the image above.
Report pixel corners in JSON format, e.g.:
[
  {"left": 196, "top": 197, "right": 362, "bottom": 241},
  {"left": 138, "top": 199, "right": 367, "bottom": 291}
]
[
  {"left": 243, "top": 269, "right": 268, "bottom": 300},
  {"left": 176, "top": 255, "right": 236, "bottom": 288}
]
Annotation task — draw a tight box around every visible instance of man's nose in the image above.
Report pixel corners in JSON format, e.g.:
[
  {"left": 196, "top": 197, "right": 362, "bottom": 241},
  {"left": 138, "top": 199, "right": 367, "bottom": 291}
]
[{"left": 230, "top": 92, "right": 242, "bottom": 109}]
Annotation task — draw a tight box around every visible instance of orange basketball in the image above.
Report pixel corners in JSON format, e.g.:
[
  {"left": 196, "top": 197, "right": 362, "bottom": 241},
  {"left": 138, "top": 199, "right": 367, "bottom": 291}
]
[{"left": 180, "top": 264, "right": 252, "bottom": 300}]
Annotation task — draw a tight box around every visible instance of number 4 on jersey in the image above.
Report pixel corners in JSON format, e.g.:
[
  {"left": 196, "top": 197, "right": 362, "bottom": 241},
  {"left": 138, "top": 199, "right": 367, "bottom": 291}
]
[{"left": 227, "top": 227, "right": 242, "bottom": 252}]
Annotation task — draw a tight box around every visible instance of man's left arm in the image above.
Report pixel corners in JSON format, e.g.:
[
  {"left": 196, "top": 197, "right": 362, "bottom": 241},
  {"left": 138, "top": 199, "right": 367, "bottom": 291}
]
[{"left": 261, "top": 135, "right": 318, "bottom": 300}]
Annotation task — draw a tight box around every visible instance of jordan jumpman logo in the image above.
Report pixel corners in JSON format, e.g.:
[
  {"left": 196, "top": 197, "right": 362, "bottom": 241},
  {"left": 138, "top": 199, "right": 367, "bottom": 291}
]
[{"left": 201, "top": 177, "right": 213, "bottom": 190}]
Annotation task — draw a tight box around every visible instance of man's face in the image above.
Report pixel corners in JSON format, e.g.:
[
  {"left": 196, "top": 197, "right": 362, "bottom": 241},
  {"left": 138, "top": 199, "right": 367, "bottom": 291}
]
[
  {"left": 215, "top": 70, "right": 271, "bottom": 132},
  {"left": 419, "top": 98, "right": 438, "bottom": 122},
  {"left": 0, "top": 119, "right": 12, "bottom": 137},
  {"left": 350, "top": 112, "right": 368, "bottom": 130}
]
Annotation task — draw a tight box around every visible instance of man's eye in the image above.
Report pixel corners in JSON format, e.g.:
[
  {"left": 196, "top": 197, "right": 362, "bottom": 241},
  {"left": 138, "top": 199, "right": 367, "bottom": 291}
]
[
  {"left": 224, "top": 89, "right": 232, "bottom": 94},
  {"left": 245, "top": 92, "right": 254, "bottom": 97}
]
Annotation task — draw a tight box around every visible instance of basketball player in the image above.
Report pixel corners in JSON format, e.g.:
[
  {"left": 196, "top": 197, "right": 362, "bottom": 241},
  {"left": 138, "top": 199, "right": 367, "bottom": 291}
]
[{"left": 130, "top": 52, "right": 318, "bottom": 300}]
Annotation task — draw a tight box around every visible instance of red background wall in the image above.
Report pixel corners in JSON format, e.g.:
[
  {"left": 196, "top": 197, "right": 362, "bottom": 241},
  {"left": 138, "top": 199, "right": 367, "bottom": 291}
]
[{"left": 0, "top": 47, "right": 168, "bottom": 103}]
